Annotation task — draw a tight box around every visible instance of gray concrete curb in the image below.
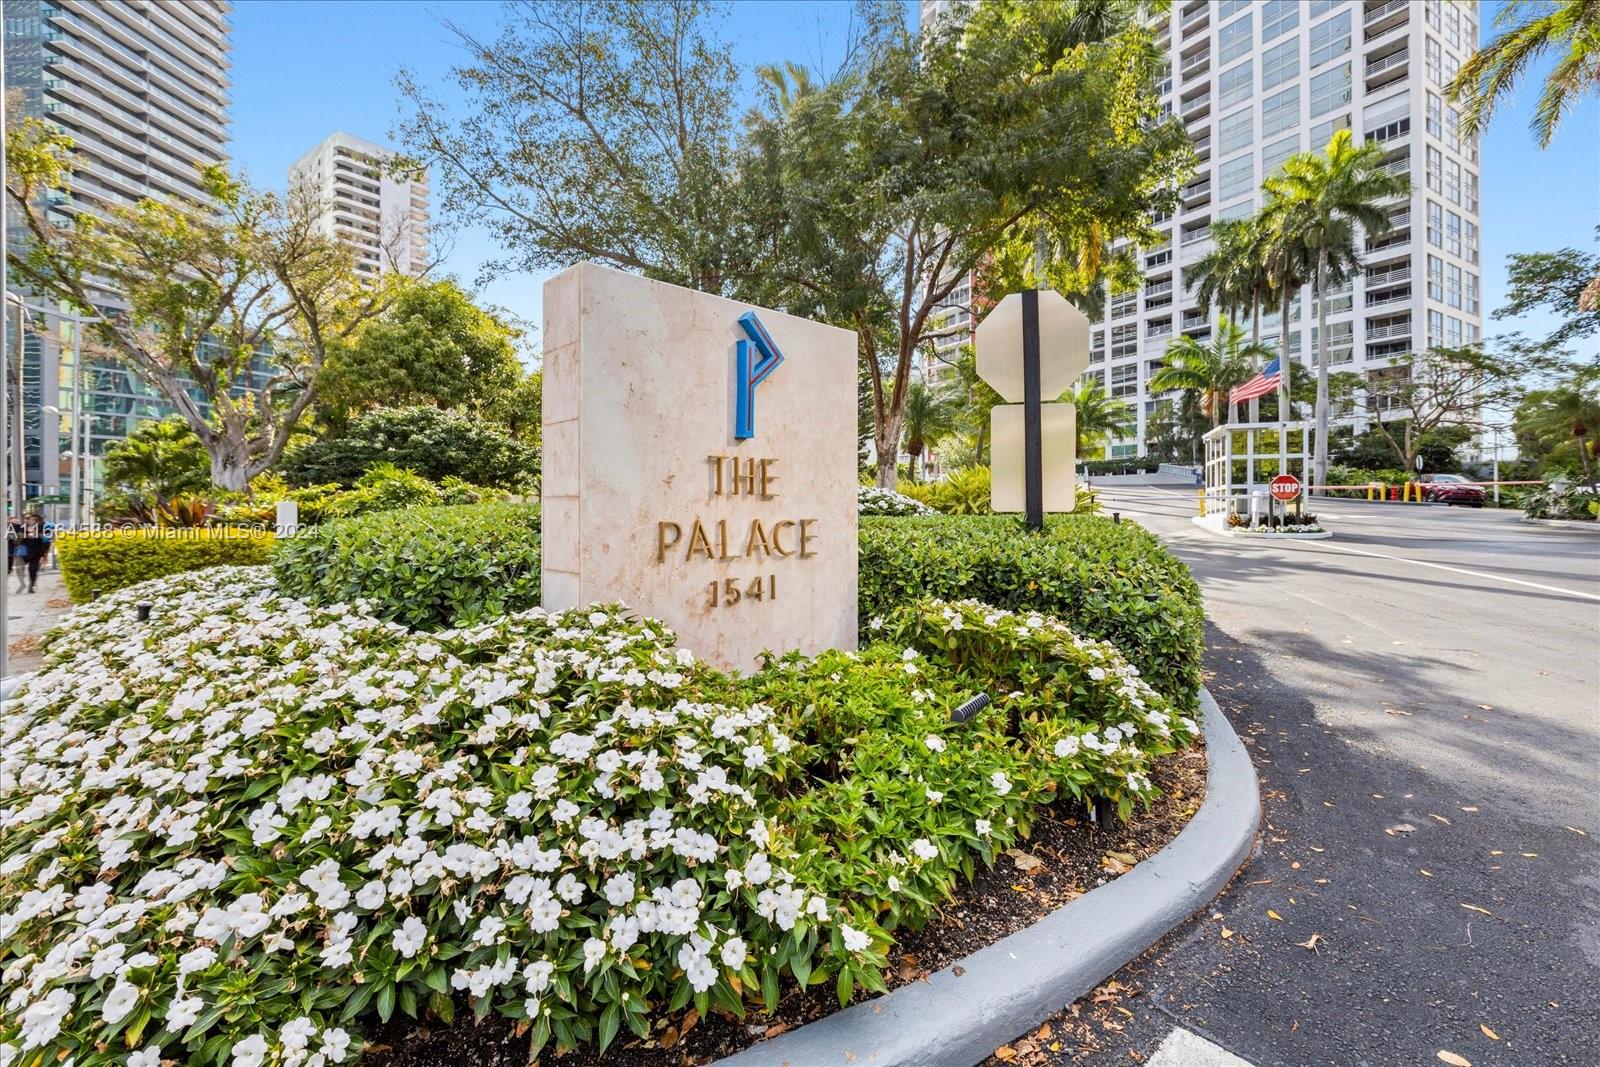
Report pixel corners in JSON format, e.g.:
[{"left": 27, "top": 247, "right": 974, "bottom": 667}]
[
  {"left": 717, "top": 688, "right": 1259, "bottom": 1067},
  {"left": 1519, "top": 515, "right": 1600, "bottom": 532}
]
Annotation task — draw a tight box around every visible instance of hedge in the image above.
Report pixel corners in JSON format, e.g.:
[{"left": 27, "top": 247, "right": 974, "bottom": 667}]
[
  {"left": 1080, "top": 459, "right": 1159, "bottom": 476},
  {"left": 55, "top": 527, "right": 275, "bottom": 603},
  {"left": 272, "top": 502, "right": 541, "bottom": 629},
  {"left": 859, "top": 514, "right": 1204, "bottom": 710}
]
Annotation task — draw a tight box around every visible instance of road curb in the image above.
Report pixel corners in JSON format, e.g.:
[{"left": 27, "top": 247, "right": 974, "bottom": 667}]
[
  {"left": 716, "top": 688, "right": 1259, "bottom": 1067},
  {"left": 1519, "top": 516, "right": 1600, "bottom": 533},
  {"left": 1189, "top": 516, "right": 1333, "bottom": 540}
]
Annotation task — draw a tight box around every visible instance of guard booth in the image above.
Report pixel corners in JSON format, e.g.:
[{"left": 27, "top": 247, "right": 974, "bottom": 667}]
[{"left": 1201, "top": 421, "right": 1311, "bottom": 521}]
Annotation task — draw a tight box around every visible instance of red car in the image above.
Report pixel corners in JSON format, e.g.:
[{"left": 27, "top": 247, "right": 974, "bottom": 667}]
[{"left": 1417, "top": 473, "right": 1485, "bottom": 507}]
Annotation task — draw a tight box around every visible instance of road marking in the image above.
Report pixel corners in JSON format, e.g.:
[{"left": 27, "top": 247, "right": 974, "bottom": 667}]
[
  {"left": 1294, "top": 540, "right": 1600, "bottom": 602},
  {"left": 1147, "top": 1027, "right": 1256, "bottom": 1067}
]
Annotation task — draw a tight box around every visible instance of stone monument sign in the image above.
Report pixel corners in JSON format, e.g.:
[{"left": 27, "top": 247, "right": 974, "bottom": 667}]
[{"left": 541, "top": 262, "right": 859, "bottom": 670}]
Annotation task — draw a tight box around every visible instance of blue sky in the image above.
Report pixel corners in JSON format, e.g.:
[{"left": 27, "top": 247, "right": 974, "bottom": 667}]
[{"left": 228, "top": 0, "right": 1599, "bottom": 362}]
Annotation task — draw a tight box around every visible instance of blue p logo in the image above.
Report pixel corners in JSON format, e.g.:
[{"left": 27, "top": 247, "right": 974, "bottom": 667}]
[{"left": 735, "top": 311, "right": 784, "bottom": 440}]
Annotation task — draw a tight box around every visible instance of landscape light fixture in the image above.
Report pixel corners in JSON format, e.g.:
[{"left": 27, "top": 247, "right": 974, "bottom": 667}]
[{"left": 949, "top": 692, "right": 992, "bottom": 724}]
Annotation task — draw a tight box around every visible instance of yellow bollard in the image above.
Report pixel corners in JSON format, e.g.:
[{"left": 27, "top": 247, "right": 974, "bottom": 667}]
[{"left": 1197, "top": 488, "right": 1206, "bottom": 516}]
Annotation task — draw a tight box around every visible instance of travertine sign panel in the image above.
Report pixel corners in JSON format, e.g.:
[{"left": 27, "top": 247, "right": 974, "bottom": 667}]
[{"left": 541, "top": 262, "right": 859, "bottom": 671}]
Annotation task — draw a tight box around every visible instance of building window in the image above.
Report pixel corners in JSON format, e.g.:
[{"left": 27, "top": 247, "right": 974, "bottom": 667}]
[
  {"left": 1111, "top": 323, "right": 1138, "bottom": 360},
  {"left": 1262, "top": 39, "right": 1299, "bottom": 90},
  {"left": 1446, "top": 263, "right": 1462, "bottom": 308},
  {"left": 1426, "top": 37, "right": 1442, "bottom": 84},
  {"left": 1218, "top": 0, "right": 1251, "bottom": 18},
  {"left": 1466, "top": 273, "right": 1480, "bottom": 315},
  {"left": 1309, "top": 64, "right": 1351, "bottom": 118},
  {"left": 1426, "top": 146, "right": 1443, "bottom": 193},
  {"left": 1262, "top": 86, "right": 1300, "bottom": 136},
  {"left": 1220, "top": 108, "right": 1253, "bottom": 155},
  {"left": 1262, "top": 134, "right": 1300, "bottom": 175},
  {"left": 1427, "top": 255, "right": 1445, "bottom": 301},
  {"left": 1310, "top": 10, "right": 1351, "bottom": 67},
  {"left": 1219, "top": 154, "right": 1254, "bottom": 201},
  {"left": 1110, "top": 363, "right": 1139, "bottom": 398},
  {"left": 1111, "top": 292, "right": 1138, "bottom": 319},
  {"left": 1445, "top": 158, "right": 1461, "bottom": 204},
  {"left": 1218, "top": 200, "right": 1254, "bottom": 222},
  {"left": 1427, "top": 92, "right": 1443, "bottom": 136},
  {"left": 1447, "top": 316, "right": 1463, "bottom": 347},
  {"left": 1219, "top": 13, "right": 1252, "bottom": 64},
  {"left": 1446, "top": 211, "right": 1462, "bottom": 257},
  {"left": 1219, "top": 61, "right": 1253, "bottom": 110},
  {"left": 1428, "top": 309, "right": 1445, "bottom": 349},
  {"left": 1465, "top": 171, "right": 1479, "bottom": 213},
  {"left": 1261, "top": 0, "right": 1299, "bottom": 42},
  {"left": 1310, "top": 113, "right": 1350, "bottom": 151},
  {"left": 1444, "top": 1, "right": 1461, "bottom": 49},
  {"left": 1426, "top": 0, "right": 1441, "bottom": 29},
  {"left": 1427, "top": 200, "right": 1443, "bottom": 247},
  {"left": 1465, "top": 220, "right": 1479, "bottom": 265}
]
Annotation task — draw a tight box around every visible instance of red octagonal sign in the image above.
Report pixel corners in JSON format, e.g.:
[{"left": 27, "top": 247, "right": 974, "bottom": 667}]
[{"left": 1269, "top": 474, "right": 1302, "bottom": 502}]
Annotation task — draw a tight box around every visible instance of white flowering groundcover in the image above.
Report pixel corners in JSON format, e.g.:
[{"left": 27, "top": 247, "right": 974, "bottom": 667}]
[
  {"left": 1, "top": 568, "right": 1194, "bottom": 1067},
  {"left": 856, "top": 486, "right": 935, "bottom": 517}
]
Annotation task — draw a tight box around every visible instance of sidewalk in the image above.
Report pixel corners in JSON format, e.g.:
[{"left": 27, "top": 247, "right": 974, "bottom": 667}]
[{"left": 5, "top": 566, "right": 72, "bottom": 675}]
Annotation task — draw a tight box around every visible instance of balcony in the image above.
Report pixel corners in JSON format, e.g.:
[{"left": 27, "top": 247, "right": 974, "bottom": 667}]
[
  {"left": 1365, "top": 263, "right": 1411, "bottom": 288},
  {"left": 1363, "top": 0, "right": 1410, "bottom": 36},
  {"left": 1366, "top": 319, "right": 1412, "bottom": 341},
  {"left": 1377, "top": 154, "right": 1410, "bottom": 177},
  {"left": 1181, "top": 54, "right": 1211, "bottom": 83},
  {"left": 1181, "top": 178, "right": 1212, "bottom": 207},
  {"left": 1181, "top": 308, "right": 1209, "bottom": 330},
  {"left": 1180, "top": 90, "right": 1211, "bottom": 123},
  {"left": 1365, "top": 286, "right": 1411, "bottom": 309},
  {"left": 1181, "top": 2, "right": 1210, "bottom": 37},
  {"left": 1147, "top": 320, "right": 1174, "bottom": 340},
  {"left": 1365, "top": 48, "right": 1409, "bottom": 88},
  {"left": 1146, "top": 280, "right": 1174, "bottom": 298}
]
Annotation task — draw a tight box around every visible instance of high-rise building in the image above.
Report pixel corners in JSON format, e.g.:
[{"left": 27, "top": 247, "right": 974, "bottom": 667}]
[
  {"left": 2, "top": 0, "right": 233, "bottom": 496},
  {"left": 289, "top": 132, "right": 429, "bottom": 278},
  {"left": 921, "top": 0, "right": 1485, "bottom": 459}
]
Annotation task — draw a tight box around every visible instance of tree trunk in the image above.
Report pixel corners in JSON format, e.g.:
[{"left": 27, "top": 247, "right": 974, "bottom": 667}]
[
  {"left": 1313, "top": 250, "right": 1331, "bottom": 494},
  {"left": 208, "top": 443, "right": 252, "bottom": 493},
  {"left": 874, "top": 412, "right": 903, "bottom": 489},
  {"left": 906, "top": 445, "right": 921, "bottom": 484},
  {"left": 1578, "top": 432, "right": 1597, "bottom": 495}
]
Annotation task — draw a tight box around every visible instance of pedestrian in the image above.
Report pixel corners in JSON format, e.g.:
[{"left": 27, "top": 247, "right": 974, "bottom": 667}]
[
  {"left": 16, "top": 513, "right": 49, "bottom": 594},
  {"left": 5, "top": 517, "right": 17, "bottom": 577}
]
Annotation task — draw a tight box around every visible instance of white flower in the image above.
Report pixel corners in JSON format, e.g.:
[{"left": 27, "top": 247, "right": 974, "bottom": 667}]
[
  {"left": 720, "top": 936, "right": 747, "bottom": 970},
  {"left": 393, "top": 916, "right": 427, "bottom": 958},
  {"left": 231, "top": 1034, "right": 268, "bottom": 1067},
  {"left": 102, "top": 979, "right": 140, "bottom": 1024},
  {"left": 990, "top": 771, "right": 1012, "bottom": 796},
  {"left": 129, "top": 1047, "right": 162, "bottom": 1067},
  {"left": 911, "top": 838, "right": 938, "bottom": 861},
  {"left": 320, "top": 1027, "right": 353, "bottom": 1061},
  {"left": 924, "top": 735, "right": 945, "bottom": 753},
  {"left": 604, "top": 873, "right": 635, "bottom": 907},
  {"left": 976, "top": 819, "right": 992, "bottom": 836},
  {"left": 841, "top": 924, "right": 872, "bottom": 952},
  {"left": 167, "top": 994, "right": 203, "bottom": 1030},
  {"left": 582, "top": 936, "right": 608, "bottom": 972},
  {"left": 1054, "top": 735, "right": 1081, "bottom": 758},
  {"left": 20, "top": 988, "right": 73, "bottom": 1050}
]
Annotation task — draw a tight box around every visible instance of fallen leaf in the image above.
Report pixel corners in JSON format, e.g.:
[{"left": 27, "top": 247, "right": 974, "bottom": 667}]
[
  {"left": 1460, "top": 903, "right": 1493, "bottom": 916},
  {"left": 1296, "top": 933, "right": 1323, "bottom": 951},
  {"left": 1480, "top": 1024, "right": 1499, "bottom": 1041},
  {"left": 1565, "top": 826, "right": 1587, "bottom": 836},
  {"left": 1006, "top": 848, "right": 1043, "bottom": 873},
  {"left": 1438, "top": 1052, "right": 1471, "bottom": 1066},
  {"left": 1101, "top": 853, "right": 1133, "bottom": 875},
  {"left": 1429, "top": 814, "right": 1452, "bottom": 825},
  {"left": 993, "top": 1046, "right": 1018, "bottom": 1062},
  {"left": 1220, "top": 927, "right": 1235, "bottom": 939},
  {"left": 952, "top": 965, "right": 966, "bottom": 977},
  {"left": 1035, "top": 1022, "right": 1052, "bottom": 1041},
  {"left": 1387, "top": 823, "right": 1417, "bottom": 835},
  {"left": 1478, "top": 704, "right": 1494, "bottom": 711},
  {"left": 1461, "top": 806, "right": 1478, "bottom": 812},
  {"left": 1267, "top": 909, "right": 1284, "bottom": 921},
  {"left": 1420, "top": 869, "right": 1434, "bottom": 877},
  {"left": 1522, "top": 853, "right": 1538, "bottom": 858}
]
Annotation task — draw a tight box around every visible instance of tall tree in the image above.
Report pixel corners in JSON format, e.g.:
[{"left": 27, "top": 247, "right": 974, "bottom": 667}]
[
  {"left": 1262, "top": 129, "right": 1409, "bottom": 489},
  {"left": 397, "top": 0, "right": 749, "bottom": 294},
  {"left": 899, "top": 379, "right": 958, "bottom": 484},
  {"left": 1448, "top": 0, "right": 1600, "bottom": 148},
  {"left": 1361, "top": 345, "right": 1523, "bottom": 475},
  {"left": 744, "top": 2, "right": 1189, "bottom": 486},
  {"left": 1493, "top": 228, "right": 1600, "bottom": 354},
  {"left": 6, "top": 120, "right": 390, "bottom": 490},
  {"left": 1149, "top": 319, "right": 1270, "bottom": 429},
  {"left": 1066, "top": 376, "right": 1134, "bottom": 458},
  {"left": 317, "top": 279, "right": 524, "bottom": 428},
  {"left": 1515, "top": 377, "right": 1600, "bottom": 492}
]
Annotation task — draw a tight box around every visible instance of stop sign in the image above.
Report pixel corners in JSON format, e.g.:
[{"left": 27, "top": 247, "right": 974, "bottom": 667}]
[{"left": 1269, "top": 474, "right": 1302, "bottom": 501}]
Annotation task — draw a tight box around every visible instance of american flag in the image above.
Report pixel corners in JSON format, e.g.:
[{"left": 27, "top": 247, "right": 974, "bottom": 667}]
[{"left": 1230, "top": 358, "right": 1282, "bottom": 404}]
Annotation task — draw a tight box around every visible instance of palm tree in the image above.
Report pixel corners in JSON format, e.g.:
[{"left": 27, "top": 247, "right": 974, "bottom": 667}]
[
  {"left": 1186, "top": 219, "right": 1253, "bottom": 327},
  {"left": 1149, "top": 319, "right": 1271, "bottom": 429},
  {"left": 1526, "top": 384, "right": 1600, "bottom": 493},
  {"left": 1448, "top": 0, "right": 1600, "bottom": 148},
  {"left": 1262, "top": 129, "right": 1410, "bottom": 489},
  {"left": 900, "top": 379, "right": 959, "bottom": 484},
  {"left": 1065, "top": 377, "right": 1134, "bottom": 458}
]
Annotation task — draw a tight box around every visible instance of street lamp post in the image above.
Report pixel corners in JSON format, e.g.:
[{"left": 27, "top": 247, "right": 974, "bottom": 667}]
[{"left": 29, "top": 306, "right": 101, "bottom": 529}]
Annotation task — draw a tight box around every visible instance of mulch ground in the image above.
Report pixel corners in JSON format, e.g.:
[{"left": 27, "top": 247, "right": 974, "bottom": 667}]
[{"left": 365, "top": 739, "right": 1208, "bottom": 1067}]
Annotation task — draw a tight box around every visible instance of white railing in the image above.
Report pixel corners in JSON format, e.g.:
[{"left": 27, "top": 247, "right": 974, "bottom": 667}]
[
  {"left": 1366, "top": 50, "right": 1409, "bottom": 78},
  {"left": 1364, "top": 0, "right": 1409, "bottom": 23},
  {"left": 1366, "top": 264, "right": 1411, "bottom": 286},
  {"left": 1366, "top": 321, "right": 1412, "bottom": 341}
]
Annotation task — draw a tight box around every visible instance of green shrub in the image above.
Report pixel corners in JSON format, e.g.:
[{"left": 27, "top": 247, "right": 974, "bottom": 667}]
[
  {"left": 1080, "top": 458, "right": 1159, "bottom": 476},
  {"left": 859, "top": 514, "right": 1204, "bottom": 709},
  {"left": 1518, "top": 483, "right": 1599, "bottom": 520},
  {"left": 55, "top": 527, "right": 275, "bottom": 602},
  {"left": 272, "top": 502, "right": 541, "bottom": 628},
  {"left": 281, "top": 406, "right": 539, "bottom": 490}
]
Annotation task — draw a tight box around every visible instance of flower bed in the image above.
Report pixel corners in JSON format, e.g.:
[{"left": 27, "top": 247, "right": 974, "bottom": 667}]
[
  {"left": 0, "top": 570, "right": 1195, "bottom": 1067},
  {"left": 856, "top": 486, "right": 935, "bottom": 516}
]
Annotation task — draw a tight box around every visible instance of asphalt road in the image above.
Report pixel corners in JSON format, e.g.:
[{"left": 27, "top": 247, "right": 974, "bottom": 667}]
[{"left": 1012, "top": 486, "right": 1600, "bottom": 1067}]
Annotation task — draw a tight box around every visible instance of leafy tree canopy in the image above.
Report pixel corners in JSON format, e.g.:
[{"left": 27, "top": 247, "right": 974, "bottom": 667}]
[
  {"left": 318, "top": 279, "right": 527, "bottom": 428},
  {"left": 1493, "top": 228, "right": 1600, "bottom": 354},
  {"left": 100, "top": 417, "right": 210, "bottom": 504}
]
